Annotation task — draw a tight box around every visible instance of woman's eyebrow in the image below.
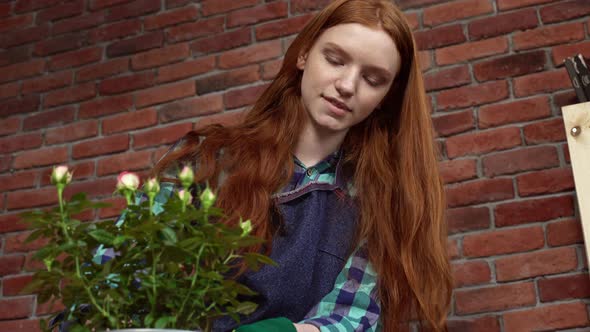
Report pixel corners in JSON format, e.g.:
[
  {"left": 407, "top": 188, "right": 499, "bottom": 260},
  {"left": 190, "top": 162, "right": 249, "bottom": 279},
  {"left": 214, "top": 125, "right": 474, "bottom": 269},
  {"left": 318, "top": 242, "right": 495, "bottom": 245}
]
[{"left": 323, "top": 42, "right": 394, "bottom": 79}]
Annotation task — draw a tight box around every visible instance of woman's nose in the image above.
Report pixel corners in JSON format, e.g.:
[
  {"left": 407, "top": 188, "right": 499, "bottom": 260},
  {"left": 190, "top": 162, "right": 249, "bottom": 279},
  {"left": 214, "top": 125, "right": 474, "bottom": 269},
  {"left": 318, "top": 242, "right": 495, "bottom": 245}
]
[{"left": 335, "top": 69, "right": 357, "bottom": 97}]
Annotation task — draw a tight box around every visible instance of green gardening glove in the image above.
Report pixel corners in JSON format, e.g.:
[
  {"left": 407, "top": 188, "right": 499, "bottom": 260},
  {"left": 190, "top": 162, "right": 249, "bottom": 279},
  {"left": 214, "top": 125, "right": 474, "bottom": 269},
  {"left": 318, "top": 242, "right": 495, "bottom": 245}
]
[{"left": 235, "top": 317, "right": 297, "bottom": 332}]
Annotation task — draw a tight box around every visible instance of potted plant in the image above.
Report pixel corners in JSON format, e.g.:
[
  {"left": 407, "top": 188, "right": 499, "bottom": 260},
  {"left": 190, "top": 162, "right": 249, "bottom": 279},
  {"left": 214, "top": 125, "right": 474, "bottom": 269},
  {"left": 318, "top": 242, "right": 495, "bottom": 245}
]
[{"left": 21, "top": 165, "right": 274, "bottom": 332}]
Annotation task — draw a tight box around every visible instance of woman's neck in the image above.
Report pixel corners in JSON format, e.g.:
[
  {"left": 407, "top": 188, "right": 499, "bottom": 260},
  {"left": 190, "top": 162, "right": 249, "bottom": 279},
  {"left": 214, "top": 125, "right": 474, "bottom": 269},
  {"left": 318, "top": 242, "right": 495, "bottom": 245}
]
[{"left": 293, "top": 121, "right": 347, "bottom": 167}]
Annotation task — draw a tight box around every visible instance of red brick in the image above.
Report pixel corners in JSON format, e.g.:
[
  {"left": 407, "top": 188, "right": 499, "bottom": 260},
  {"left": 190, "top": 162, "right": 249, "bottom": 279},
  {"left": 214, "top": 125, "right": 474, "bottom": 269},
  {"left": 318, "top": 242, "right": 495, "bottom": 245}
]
[
  {"left": 503, "top": 301, "right": 589, "bottom": 332},
  {"left": 405, "top": 12, "right": 419, "bottom": 30},
  {"left": 195, "top": 65, "right": 260, "bottom": 94},
  {"left": 435, "top": 37, "right": 508, "bottom": 66},
  {"left": 0, "top": 170, "right": 36, "bottom": 192},
  {"left": 49, "top": 47, "right": 102, "bottom": 71},
  {"left": 156, "top": 56, "right": 216, "bottom": 83},
  {"left": 98, "top": 196, "right": 127, "bottom": 218},
  {"left": 133, "top": 122, "right": 192, "bottom": 149},
  {"left": 13, "top": 0, "right": 61, "bottom": 14},
  {"left": 452, "top": 260, "right": 491, "bottom": 287},
  {"left": 455, "top": 282, "right": 536, "bottom": 315},
  {"left": 517, "top": 167, "right": 574, "bottom": 197},
  {"left": 24, "top": 252, "right": 45, "bottom": 272},
  {"left": 64, "top": 177, "right": 118, "bottom": 199},
  {"left": 22, "top": 71, "right": 72, "bottom": 94},
  {"left": 446, "top": 316, "right": 500, "bottom": 332},
  {"left": 89, "top": 0, "right": 134, "bottom": 11},
  {"left": 423, "top": 0, "right": 492, "bottom": 27},
  {"left": 540, "top": 0, "right": 590, "bottom": 24},
  {"left": 0, "top": 3, "right": 9, "bottom": 17},
  {"left": 3, "top": 274, "right": 33, "bottom": 296},
  {"left": 0, "top": 95, "right": 40, "bottom": 118},
  {"left": 539, "top": 273, "right": 590, "bottom": 302},
  {"left": 483, "top": 146, "right": 559, "bottom": 177},
  {"left": 553, "top": 90, "right": 578, "bottom": 110},
  {"left": 448, "top": 239, "right": 460, "bottom": 260},
  {"left": 103, "top": 108, "right": 157, "bottom": 135},
  {"left": 552, "top": 40, "right": 590, "bottom": 66},
  {"left": 88, "top": 19, "right": 142, "bottom": 44},
  {"left": 496, "top": 247, "right": 578, "bottom": 281},
  {"left": 131, "top": 43, "right": 189, "bottom": 70},
  {"left": 201, "top": 0, "right": 258, "bottom": 16},
  {"left": 0, "top": 59, "right": 45, "bottom": 84},
  {"left": 13, "top": 146, "right": 68, "bottom": 170},
  {"left": 514, "top": 22, "right": 585, "bottom": 51},
  {"left": 166, "top": 0, "right": 191, "bottom": 8},
  {"left": 0, "top": 132, "right": 42, "bottom": 154},
  {"left": 0, "top": 82, "right": 19, "bottom": 100},
  {"left": 478, "top": 96, "right": 551, "bottom": 129},
  {"left": 79, "top": 95, "right": 133, "bottom": 119},
  {"left": 72, "top": 134, "right": 129, "bottom": 159},
  {"left": 33, "top": 32, "right": 85, "bottom": 56},
  {"left": 219, "top": 40, "right": 282, "bottom": 69},
  {"left": 159, "top": 94, "right": 223, "bottom": 123},
  {"left": 419, "top": 51, "right": 432, "bottom": 71},
  {"left": 0, "top": 296, "right": 34, "bottom": 319},
  {"left": 446, "top": 206, "right": 490, "bottom": 234},
  {"left": 0, "top": 116, "right": 20, "bottom": 136},
  {"left": 474, "top": 51, "right": 546, "bottom": 82},
  {"left": 190, "top": 28, "right": 252, "bottom": 55},
  {"left": 414, "top": 24, "right": 466, "bottom": 50},
  {"left": 5, "top": 231, "right": 50, "bottom": 254},
  {"left": 135, "top": 80, "right": 195, "bottom": 108},
  {"left": 468, "top": 8, "right": 538, "bottom": 40},
  {"left": 497, "top": 0, "right": 554, "bottom": 10},
  {"left": 290, "top": 0, "right": 331, "bottom": 13},
  {"left": 424, "top": 65, "right": 470, "bottom": 92},
  {"left": 97, "top": 150, "right": 153, "bottom": 176},
  {"left": 45, "top": 120, "right": 98, "bottom": 145},
  {"left": 432, "top": 111, "right": 474, "bottom": 137},
  {"left": 107, "top": 31, "right": 164, "bottom": 57},
  {"left": 463, "top": 226, "right": 544, "bottom": 257},
  {"left": 106, "top": 0, "right": 160, "bottom": 21},
  {"left": 43, "top": 82, "right": 95, "bottom": 108},
  {"left": 0, "top": 319, "right": 41, "bottom": 332},
  {"left": 547, "top": 218, "right": 584, "bottom": 246},
  {"left": 513, "top": 69, "right": 570, "bottom": 97},
  {"left": 194, "top": 110, "right": 246, "bottom": 131},
  {"left": 0, "top": 46, "right": 31, "bottom": 68},
  {"left": 166, "top": 16, "right": 224, "bottom": 43},
  {"left": 437, "top": 81, "right": 509, "bottom": 111},
  {"left": 396, "top": 0, "right": 450, "bottom": 9},
  {"left": 0, "top": 255, "right": 25, "bottom": 276},
  {"left": 51, "top": 11, "right": 105, "bottom": 35},
  {"left": 224, "top": 84, "right": 269, "bottom": 110},
  {"left": 76, "top": 58, "right": 129, "bottom": 83},
  {"left": 36, "top": 298, "right": 65, "bottom": 316},
  {"left": 228, "top": 2, "right": 288, "bottom": 28},
  {"left": 0, "top": 213, "right": 28, "bottom": 234},
  {"left": 0, "top": 14, "right": 34, "bottom": 33},
  {"left": 446, "top": 126, "right": 521, "bottom": 158},
  {"left": 0, "top": 25, "right": 49, "bottom": 48},
  {"left": 99, "top": 72, "right": 155, "bottom": 95},
  {"left": 495, "top": 195, "right": 574, "bottom": 227},
  {"left": 36, "top": 0, "right": 83, "bottom": 24},
  {"left": 144, "top": 5, "right": 198, "bottom": 30},
  {"left": 446, "top": 178, "right": 514, "bottom": 208},
  {"left": 524, "top": 118, "right": 566, "bottom": 144},
  {"left": 262, "top": 59, "right": 283, "bottom": 80},
  {"left": 255, "top": 14, "right": 314, "bottom": 41},
  {"left": 23, "top": 106, "right": 75, "bottom": 131}
]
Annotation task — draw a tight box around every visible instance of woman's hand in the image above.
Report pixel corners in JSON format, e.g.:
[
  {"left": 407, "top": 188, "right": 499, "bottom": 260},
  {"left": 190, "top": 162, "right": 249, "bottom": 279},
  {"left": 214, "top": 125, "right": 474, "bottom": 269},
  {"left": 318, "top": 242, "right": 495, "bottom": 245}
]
[{"left": 293, "top": 323, "right": 320, "bottom": 332}]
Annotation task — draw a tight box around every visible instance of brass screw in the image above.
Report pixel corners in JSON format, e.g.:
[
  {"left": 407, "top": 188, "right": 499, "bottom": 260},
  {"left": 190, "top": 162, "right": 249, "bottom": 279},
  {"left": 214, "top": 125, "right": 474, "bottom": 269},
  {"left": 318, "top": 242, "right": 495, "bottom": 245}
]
[{"left": 571, "top": 126, "right": 581, "bottom": 137}]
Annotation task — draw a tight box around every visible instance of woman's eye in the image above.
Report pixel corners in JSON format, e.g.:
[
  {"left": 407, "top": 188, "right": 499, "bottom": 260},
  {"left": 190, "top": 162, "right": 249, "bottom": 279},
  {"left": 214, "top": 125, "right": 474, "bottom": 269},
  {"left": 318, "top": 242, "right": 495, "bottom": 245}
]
[
  {"left": 364, "top": 76, "right": 382, "bottom": 87},
  {"left": 325, "top": 56, "right": 343, "bottom": 66}
]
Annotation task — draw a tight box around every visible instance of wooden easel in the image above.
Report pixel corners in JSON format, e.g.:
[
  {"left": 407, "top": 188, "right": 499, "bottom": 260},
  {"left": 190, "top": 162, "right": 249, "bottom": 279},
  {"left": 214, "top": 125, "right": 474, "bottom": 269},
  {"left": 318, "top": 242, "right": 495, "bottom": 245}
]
[{"left": 562, "top": 102, "right": 590, "bottom": 269}]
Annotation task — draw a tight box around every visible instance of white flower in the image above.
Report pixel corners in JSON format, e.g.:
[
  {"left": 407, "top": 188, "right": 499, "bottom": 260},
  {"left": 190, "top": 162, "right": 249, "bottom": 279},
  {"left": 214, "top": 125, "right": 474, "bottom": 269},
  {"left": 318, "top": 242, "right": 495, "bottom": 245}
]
[
  {"left": 144, "top": 177, "right": 160, "bottom": 194},
  {"left": 177, "top": 189, "right": 193, "bottom": 205},
  {"left": 178, "top": 165, "right": 194, "bottom": 189},
  {"left": 199, "top": 187, "right": 216, "bottom": 210},
  {"left": 51, "top": 165, "right": 73, "bottom": 186},
  {"left": 116, "top": 172, "right": 140, "bottom": 192}
]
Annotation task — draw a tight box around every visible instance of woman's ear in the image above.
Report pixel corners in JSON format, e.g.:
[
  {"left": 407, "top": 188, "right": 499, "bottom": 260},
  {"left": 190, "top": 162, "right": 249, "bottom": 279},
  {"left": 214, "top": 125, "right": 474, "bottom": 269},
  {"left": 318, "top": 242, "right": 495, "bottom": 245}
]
[{"left": 296, "top": 53, "right": 308, "bottom": 70}]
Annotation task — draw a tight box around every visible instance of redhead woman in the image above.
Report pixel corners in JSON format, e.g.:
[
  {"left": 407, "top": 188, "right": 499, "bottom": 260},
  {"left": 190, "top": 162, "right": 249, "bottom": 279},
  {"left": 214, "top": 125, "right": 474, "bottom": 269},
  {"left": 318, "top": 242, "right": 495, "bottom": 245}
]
[{"left": 153, "top": 0, "right": 453, "bottom": 331}]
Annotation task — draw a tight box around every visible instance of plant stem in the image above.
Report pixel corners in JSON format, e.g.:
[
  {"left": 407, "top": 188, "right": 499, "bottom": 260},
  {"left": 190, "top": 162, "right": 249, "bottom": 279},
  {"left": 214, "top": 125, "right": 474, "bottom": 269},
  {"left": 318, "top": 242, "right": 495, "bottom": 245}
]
[{"left": 176, "top": 245, "right": 205, "bottom": 327}]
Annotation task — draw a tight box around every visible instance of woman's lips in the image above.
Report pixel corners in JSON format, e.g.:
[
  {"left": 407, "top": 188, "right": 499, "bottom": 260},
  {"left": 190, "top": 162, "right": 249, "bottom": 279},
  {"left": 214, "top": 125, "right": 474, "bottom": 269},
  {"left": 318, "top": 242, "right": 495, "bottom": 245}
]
[{"left": 323, "top": 96, "right": 351, "bottom": 113}]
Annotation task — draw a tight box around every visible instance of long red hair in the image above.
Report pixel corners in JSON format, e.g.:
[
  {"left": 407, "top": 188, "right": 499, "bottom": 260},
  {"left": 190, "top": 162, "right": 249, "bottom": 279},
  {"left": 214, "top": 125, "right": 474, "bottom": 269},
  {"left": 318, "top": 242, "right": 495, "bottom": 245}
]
[{"left": 153, "top": 0, "right": 452, "bottom": 330}]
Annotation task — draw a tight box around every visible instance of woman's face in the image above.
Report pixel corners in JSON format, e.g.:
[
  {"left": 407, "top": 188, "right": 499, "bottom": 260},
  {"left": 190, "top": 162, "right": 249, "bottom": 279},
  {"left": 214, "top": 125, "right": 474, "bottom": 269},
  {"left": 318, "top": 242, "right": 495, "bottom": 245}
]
[{"left": 297, "top": 23, "right": 401, "bottom": 134}]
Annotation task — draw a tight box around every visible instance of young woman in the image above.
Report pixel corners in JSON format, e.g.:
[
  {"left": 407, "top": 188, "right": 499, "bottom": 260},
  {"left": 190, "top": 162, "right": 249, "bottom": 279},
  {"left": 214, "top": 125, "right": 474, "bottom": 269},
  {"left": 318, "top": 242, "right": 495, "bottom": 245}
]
[{"left": 153, "top": 0, "right": 453, "bottom": 331}]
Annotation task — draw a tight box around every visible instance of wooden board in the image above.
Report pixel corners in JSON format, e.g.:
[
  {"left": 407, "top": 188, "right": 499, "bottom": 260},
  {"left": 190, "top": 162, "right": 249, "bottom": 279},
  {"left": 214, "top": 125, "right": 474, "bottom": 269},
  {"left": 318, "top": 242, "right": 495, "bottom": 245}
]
[{"left": 562, "top": 101, "right": 590, "bottom": 269}]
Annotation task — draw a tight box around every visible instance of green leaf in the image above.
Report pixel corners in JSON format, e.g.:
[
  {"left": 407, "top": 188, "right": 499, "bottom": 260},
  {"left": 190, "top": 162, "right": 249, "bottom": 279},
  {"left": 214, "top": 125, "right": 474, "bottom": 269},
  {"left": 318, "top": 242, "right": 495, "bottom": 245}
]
[
  {"left": 234, "top": 301, "right": 258, "bottom": 315},
  {"left": 88, "top": 229, "right": 115, "bottom": 245},
  {"left": 155, "top": 316, "right": 175, "bottom": 329},
  {"left": 160, "top": 227, "right": 177, "bottom": 245}
]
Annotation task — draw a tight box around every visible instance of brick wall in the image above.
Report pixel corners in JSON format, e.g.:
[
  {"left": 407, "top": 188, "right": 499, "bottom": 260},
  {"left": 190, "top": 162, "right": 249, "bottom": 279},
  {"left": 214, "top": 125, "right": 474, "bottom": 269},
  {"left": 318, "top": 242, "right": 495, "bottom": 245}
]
[{"left": 0, "top": 0, "right": 589, "bottom": 331}]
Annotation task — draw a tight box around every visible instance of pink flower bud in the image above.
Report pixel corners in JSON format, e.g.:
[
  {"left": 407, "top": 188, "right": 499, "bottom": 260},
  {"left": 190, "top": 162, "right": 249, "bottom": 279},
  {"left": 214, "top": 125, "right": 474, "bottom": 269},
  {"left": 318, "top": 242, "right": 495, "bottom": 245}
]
[
  {"left": 116, "top": 172, "right": 140, "bottom": 192},
  {"left": 144, "top": 177, "right": 160, "bottom": 194},
  {"left": 178, "top": 166, "right": 194, "bottom": 189},
  {"left": 51, "top": 165, "right": 73, "bottom": 186},
  {"left": 177, "top": 189, "right": 193, "bottom": 205}
]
